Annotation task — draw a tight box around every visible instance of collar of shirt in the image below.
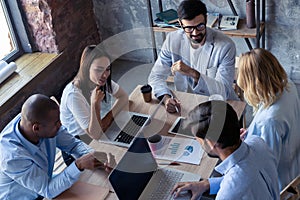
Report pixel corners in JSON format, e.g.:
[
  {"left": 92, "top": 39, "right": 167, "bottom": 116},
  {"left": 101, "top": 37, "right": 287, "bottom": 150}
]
[
  {"left": 215, "top": 142, "right": 249, "bottom": 175},
  {"left": 14, "top": 116, "right": 41, "bottom": 155}
]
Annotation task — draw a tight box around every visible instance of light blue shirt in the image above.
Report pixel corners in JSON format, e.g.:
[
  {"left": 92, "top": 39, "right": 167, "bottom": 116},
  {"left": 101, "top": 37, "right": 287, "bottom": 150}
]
[
  {"left": 0, "top": 114, "right": 92, "bottom": 199},
  {"left": 247, "top": 81, "right": 300, "bottom": 190},
  {"left": 214, "top": 136, "right": 279, "bottom": 200}
]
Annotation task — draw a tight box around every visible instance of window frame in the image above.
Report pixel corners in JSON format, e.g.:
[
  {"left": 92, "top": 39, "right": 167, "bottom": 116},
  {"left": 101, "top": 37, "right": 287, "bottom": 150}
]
[{"left": 1, "top": 0, "right": 32, "bottom": 62}]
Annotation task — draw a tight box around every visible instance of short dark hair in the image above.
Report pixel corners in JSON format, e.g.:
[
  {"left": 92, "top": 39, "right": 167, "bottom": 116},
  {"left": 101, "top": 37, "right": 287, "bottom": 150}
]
[
  {"left": 184, "top": 100, "right": 240, "bottom": 149},
  {"left": 22, "top": 94, "right": 59, "bottom": 124},
  {"left": 177, "top": 0, "right": 207, "bottom": 20}
]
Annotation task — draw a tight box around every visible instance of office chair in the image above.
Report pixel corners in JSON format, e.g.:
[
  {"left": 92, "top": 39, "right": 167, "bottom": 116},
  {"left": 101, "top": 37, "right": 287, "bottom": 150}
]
[{"left": 280, "top": 175, "right": 300, "bottom": 200}]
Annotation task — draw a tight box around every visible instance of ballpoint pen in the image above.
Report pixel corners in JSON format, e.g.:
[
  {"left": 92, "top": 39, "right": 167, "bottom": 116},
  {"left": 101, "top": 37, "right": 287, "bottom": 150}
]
[
  {"left": 170, "top": 90, "right": 180, "bottom": 114},
  {"left": 172, "top": 96, "right": 180, "bottom": 113}
]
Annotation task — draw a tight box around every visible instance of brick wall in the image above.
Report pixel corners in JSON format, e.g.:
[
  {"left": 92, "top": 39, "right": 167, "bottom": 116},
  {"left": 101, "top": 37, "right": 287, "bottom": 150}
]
[
  {"left": 0, "top": 0, "right": 100, "bottom": 130},
  {"left": 20, "top": 0, "right": 100, "bottom": 54}
]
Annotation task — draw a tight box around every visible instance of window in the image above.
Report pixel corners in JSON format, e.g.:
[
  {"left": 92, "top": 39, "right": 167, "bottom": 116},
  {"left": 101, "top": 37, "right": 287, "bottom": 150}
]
[
  {"left": 0, "top": 0, "right": 18, "bottom": 61},
  {"left": 0, "top": 0, "right": 32, "bottom": 62}
]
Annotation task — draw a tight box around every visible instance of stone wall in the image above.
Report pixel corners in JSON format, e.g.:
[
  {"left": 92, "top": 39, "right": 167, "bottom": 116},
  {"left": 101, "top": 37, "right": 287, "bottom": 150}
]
[
  {"left": 18, "top": 0, "right": 100, "bottom": 96},
  {"left": 19, "top": 0, "right": 58, "bottom": 52},
  {"left": 20, "top": 0, "right": 100, "bottom": 54},
  {"left": 0, "top": 0, "right": 100, "bottom": 130}
]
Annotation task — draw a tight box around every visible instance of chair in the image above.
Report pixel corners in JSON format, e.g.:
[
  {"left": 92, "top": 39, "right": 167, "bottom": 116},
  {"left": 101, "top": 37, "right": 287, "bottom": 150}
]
[
  {"left": 50, "top": 96, "right": 68, "bottom": 173},
  {"left": 280, "top": 175, "right": 300, "bottom": 200},
  {"left": 50, "top": 95, "right": 60, "bottom": 105}
]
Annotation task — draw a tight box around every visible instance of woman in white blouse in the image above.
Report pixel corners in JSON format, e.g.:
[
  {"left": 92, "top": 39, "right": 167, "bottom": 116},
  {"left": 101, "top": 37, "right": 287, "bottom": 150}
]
[{"left": 60, "top": 45, "right": 128, "bottom": 165}]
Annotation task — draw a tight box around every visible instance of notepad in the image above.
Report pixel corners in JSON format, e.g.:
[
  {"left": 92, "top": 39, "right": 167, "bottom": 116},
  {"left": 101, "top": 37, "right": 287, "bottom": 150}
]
[{"left": 53, "top": 181, "right": 109, "bottom": 200}]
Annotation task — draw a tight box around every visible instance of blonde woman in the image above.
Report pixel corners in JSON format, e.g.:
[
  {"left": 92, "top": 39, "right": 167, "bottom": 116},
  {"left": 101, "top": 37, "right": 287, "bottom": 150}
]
[
  {"left": 237, "top": 48, "right": 300, "bottom": 190},
  {"left": 60, "top": 45, "right": 128, "bottom": 165}
]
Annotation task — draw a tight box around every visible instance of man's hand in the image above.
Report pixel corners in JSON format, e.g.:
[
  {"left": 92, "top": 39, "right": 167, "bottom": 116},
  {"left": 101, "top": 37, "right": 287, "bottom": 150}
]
[
  {"left": 171, "top": 180, "right": 210, "bottom": 200},
  {"left": 105, "top": 153, "right": 116, "bottom": 172},
  {"left": 75, "top": 151, "right": 116, "bottom": 172},
  {"left": 171, "top": 60, "right": 200, "bottom": 83},
  {"left": 240, "top": 128, "right": 247, "bottom": 141},
  {"left": 164, "top": 95, "right": 181, "bottom": 113}
]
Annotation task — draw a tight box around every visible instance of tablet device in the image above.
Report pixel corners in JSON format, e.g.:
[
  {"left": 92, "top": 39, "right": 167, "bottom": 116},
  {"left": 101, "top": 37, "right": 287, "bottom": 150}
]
[{"left": 168, "top": 117, "right": 195, "bottom": 138}]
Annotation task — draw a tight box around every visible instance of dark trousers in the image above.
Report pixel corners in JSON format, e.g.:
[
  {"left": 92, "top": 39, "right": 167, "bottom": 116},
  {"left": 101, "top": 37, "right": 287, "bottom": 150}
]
[{"left": 35, "top": 195, "right": 44, "bottom": 200}]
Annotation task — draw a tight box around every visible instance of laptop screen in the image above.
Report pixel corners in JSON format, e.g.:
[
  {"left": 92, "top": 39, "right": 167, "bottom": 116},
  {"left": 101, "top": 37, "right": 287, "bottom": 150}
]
[{"left": 109, "top": 136, "right": 158, "bottom": 200}]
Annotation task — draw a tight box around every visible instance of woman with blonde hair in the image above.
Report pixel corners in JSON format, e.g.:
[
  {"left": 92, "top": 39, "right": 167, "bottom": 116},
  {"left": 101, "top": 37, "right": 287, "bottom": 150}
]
[
  {"left": 60, "top": 45, "right": 128, "bottom": 165},
  {"left": 237, "top": 48, "right": 300, "bottom": 190}
]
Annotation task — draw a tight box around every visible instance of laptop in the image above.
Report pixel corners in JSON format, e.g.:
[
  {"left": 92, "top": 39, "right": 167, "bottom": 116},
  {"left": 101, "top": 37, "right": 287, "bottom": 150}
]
[
  {"left": 98, "top": 98, "right": 165, "bottom": 148},
  {"left": 109, "top": 136, "right": 201, "bottom": 200}
]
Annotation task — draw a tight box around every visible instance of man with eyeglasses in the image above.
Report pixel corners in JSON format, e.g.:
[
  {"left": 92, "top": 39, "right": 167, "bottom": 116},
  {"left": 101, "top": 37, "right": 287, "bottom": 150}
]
[{"left": 148, "top": 0, "right": 238, "bottom": 113}]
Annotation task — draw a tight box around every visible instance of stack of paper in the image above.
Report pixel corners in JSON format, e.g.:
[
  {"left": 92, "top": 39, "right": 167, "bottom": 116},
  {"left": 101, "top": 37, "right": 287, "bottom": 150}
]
[{"left": 154, "top": 18, "right": 180, "bottom": 29}]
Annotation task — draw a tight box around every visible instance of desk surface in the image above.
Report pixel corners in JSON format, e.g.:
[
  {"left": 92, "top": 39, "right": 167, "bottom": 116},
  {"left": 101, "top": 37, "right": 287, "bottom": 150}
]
[{"left": 79, "top": 85, "right": 246, "bottom": 199}]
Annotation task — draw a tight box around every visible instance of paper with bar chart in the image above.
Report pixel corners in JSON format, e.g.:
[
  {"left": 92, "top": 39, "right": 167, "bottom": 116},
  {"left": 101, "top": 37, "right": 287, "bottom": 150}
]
[{"left": 153, "top": 136, "right": 204, "bottom": 165}]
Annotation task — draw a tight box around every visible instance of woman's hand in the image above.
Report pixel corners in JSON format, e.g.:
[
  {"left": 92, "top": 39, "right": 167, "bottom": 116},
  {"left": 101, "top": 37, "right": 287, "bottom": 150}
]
[
  {"left": 240, "top": 128, "right": 247, "bottom": 141},
  {"left": 91, "top": 86, "right": 105, "bottom": 106}
]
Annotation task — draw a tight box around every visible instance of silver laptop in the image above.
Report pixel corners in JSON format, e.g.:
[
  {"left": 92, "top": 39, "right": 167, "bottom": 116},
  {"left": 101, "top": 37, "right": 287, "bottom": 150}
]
[
  {"left": 98, "top": 98, "right": 164, "bottom": 148},
  {"left": 109, "top": 136, "right": 201, "bottom": 200}
]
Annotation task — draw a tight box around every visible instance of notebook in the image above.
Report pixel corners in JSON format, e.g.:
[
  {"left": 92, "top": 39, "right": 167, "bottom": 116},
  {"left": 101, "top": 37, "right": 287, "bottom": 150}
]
[
  {"left": 156, "top": 9, "right": 179, "bottom": 24},
  {"left": 109, "top": 136, "right": 201, "bottom": 200},
  {"left": 98, "top": 98, "right": 164, "bottom": 148}
]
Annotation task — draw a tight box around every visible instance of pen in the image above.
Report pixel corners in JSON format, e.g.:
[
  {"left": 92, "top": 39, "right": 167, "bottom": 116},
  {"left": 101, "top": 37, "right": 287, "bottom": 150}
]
[
  {"left": 172, "top": 96, "right": 180, "bottom": 113},
  {"left": 158, "top": 162, "right": 180, "bottom": 166},
  {"left": 170, "top": 90, "right": 180, "bottom": 114}
]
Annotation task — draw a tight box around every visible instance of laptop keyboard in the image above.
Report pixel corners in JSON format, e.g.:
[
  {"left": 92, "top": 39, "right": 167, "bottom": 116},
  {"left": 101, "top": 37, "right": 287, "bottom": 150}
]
[
  {"left": 114, "top": 114, "right": 148, "bottom": 144},
  {"left": 148, "top": 169, "right": 184, "bottom": 200}
]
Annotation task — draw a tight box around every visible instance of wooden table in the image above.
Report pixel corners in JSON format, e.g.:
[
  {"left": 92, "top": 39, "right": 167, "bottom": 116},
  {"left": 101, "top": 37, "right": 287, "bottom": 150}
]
[{"left": 79, "top": 85, "right": 246, "bottom": 199}]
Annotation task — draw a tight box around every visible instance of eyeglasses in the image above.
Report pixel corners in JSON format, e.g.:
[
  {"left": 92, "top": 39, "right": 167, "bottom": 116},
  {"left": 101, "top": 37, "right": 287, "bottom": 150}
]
[{"left": 181, "top": 22, "right": 206, "bottom": 33}]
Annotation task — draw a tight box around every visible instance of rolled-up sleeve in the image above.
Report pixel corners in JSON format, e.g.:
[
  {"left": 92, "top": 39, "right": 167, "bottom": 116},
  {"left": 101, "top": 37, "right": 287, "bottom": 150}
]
[
  {"left": 56, "top": 126, "right": 92, "bottom": 158},
  {"left": 2, "top": 151, "right": 82, "bottom": 199}
]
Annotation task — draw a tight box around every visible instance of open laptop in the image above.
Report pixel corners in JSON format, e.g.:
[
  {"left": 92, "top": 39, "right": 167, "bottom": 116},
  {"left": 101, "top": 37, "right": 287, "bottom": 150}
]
[
  {"left": 109, "top": 136, "right": 202, "bottom": 200},
  {"left": 98, "top": 98, "right": 165, "bottom": 148}
]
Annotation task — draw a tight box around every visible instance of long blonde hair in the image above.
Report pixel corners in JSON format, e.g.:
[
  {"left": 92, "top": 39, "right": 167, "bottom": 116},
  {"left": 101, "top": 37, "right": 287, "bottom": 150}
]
[{"left": 237, "top": 48, "right": 288, "bottom": 112}]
